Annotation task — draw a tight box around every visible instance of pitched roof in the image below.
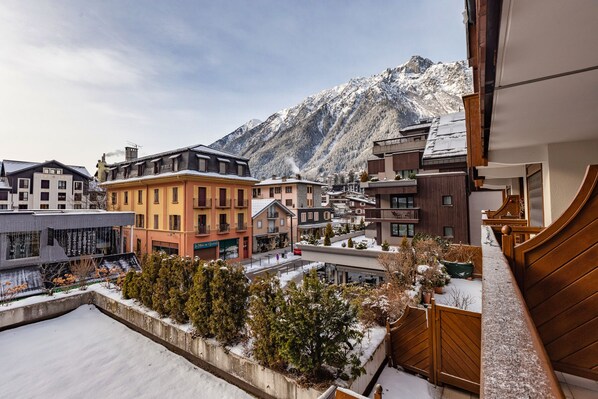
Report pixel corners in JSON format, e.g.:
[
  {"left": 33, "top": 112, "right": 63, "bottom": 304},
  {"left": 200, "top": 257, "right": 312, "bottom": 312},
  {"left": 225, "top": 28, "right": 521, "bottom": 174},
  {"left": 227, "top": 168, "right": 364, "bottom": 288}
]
[
  {"left": 106, "top": 144, "right": 248, "bottom": 167},
  {"left": 255, "top": 177, "right": 326, "bottom": 186},
  {"left": 251, "top": 199, "right": 295, "bottom": 218},
  {"left": 1, "top": 159, "right": 91, "bottom": 178}
]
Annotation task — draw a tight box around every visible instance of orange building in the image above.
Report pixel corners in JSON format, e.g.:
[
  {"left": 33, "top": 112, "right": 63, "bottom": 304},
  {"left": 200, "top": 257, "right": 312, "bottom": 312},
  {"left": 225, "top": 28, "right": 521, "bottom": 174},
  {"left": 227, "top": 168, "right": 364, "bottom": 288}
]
[{"left": 101, "top": 145, "right": 257, "bottom": 261}]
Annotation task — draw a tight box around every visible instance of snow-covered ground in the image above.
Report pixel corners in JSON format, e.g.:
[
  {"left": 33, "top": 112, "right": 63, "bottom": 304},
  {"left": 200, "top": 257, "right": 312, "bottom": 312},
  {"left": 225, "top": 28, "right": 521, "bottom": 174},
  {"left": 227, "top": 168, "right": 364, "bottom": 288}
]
[
  {"left": 243, "top": 251, "right": 301, "bottom": 273},
  {"left": 279, "top": 261, "right": 322, "bottom": 287},
  {"left": 0, "top": 305, "right": 254, "bottom": 399},
  {"left": 370, "top": 366, "right": 441, "bottom": 399},
  {"left": 434, "top": 277, "right": 482, "bottom": 313}
]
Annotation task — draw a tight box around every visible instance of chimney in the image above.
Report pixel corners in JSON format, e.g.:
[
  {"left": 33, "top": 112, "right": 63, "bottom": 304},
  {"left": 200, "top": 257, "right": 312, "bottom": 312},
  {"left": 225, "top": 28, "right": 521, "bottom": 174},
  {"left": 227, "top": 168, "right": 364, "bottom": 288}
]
[
  {"left": 271, "top": 174, "right": 277, "bottom": 180},
  {"left": 295, "top": 173, "right": 301, "bottom": 180},
  {"left": 282, "top": 176, "right": 287, "bottom": 182},
  {"left": 125, "top": 146, "right": 138, "bottom": 161}
]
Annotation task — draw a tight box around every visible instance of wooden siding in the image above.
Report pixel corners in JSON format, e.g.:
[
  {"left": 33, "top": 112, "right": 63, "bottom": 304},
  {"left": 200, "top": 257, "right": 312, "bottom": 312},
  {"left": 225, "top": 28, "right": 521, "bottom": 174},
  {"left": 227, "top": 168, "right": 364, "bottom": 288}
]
[
  {"left": 486, "top": 195, "right": 521, "bottom": 219},
  {"left": 387, "top": 306, "right": 430, "bottom": 377},
  {"left": 415, "top": 174, "right": 469, "bottom": 244},
  {"left": 392, "top": 152, "right": 421, "bottom": 171},
  {"left": 367, "top": 159, "right": 384, "bottom": 175},
  {"left": 462, "top": 93, "right": 486, "bottom": 168},
  {"left": 512, "top": 165, "right": 598, "bottom": 380}
]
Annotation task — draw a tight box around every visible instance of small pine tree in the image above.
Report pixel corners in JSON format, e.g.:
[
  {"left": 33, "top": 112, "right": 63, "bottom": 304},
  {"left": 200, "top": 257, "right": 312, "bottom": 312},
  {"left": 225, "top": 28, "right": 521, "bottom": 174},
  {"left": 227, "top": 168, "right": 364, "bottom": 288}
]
[
  {"left": 347, "top": 237, "right": 354, "bottom": 248},
  {"left": 139, "top": 252, "right": 164, "bottom": 308},
  {"left": 359, "top": 218, "right": 365, "bottom": 230},
  {"left": 186, "top": 261, "right": 215, "bottom": 337},
  {"left": 248, "top": 274, "right": 285, "bottom": 368},
  {"left": 345, "top": 223, "right": 351, "bottom": 234},
  {"left": 167, "top": 257, "right": 198, "bottom": 323},
  {"left": 121, "top": 270, "right": 140, "bottom": 300},
  {"left": 381, "top": 240, "right": 390, "bottom": 251},
  {"left": 325, "top": 223, "right": 333, "bottom": 238},
  {"left": 278, "top": 270, "right": 363, "bottom": 379},
  {"left": 152, "top": 256, "right": 174, "bottom": 317},
  {"left": 315, "top": 229, "right": 321, "bottom": 240},
  {"left": 324, "top": 234, "right": 331, "bottom": 246}
]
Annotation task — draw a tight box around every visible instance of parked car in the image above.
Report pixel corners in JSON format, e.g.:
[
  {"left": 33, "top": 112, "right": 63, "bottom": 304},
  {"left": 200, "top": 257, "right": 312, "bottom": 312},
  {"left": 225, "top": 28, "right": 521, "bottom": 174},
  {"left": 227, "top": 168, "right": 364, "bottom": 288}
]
[{"left": 293, "top": 246, "right": 302, "bottom": 256}]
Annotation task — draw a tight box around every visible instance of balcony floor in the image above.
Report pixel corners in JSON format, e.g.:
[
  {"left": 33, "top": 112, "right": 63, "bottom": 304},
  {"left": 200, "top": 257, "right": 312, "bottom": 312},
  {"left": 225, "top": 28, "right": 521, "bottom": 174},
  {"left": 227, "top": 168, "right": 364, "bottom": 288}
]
[{"left": 557, "top": 372, "right": 598, "bottom": 399}]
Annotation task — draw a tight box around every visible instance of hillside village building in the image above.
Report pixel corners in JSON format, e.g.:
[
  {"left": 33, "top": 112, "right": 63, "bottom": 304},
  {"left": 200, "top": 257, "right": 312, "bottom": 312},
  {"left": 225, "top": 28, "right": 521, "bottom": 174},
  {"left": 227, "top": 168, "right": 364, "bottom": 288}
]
[
  {"left": 251, "top": 199, "right": 294, "bottom": 253},
  {"left": 0, "top": 160, "right": 92, "bottom": 211},
  {"left": 101, "top": 146, "right": 257, "bottom": 261},
  {"left": 363, "top": 112, "right": 471, "bottom": 245},
  {"left": 252, "top": 176, "right": 332, "bottom": 239}
]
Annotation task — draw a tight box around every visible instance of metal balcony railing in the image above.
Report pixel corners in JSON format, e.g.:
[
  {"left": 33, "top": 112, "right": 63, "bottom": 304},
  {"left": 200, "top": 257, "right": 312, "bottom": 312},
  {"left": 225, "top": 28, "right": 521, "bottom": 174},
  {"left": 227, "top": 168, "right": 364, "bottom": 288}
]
[
  {"left": 216, "top": 198, "right": 231, "bottom": 208},
  {"left": 217, "top": 223, "right": 230, "bottom": 233},
  {"left": 235, "top": 199, "right": 248, "bottom": 208},
  {"left": 193, "top": 198, "right": 212, "bottom": 208},
  {"left": 267, "top": 226, "right": 279, "bottom": 234},
  {"left": 195, "top": 225, "right": 210, "bottom": 235},
  {"left": 236, "top": 223, "right": 247, "bottom": 231},
  {"left": 267, "top": 211, "right": 279, "bottom": 219}
]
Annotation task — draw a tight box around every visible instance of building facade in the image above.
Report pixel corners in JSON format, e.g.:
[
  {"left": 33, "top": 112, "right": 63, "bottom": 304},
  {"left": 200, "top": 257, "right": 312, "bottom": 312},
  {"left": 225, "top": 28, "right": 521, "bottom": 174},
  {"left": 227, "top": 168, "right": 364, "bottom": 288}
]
[
  {"left": 0, "top": 209, "right": 136, "bottom": 298},
  {"left": 101, "top": 145, "right": 257, "bottom": 261},
  {"left": 0, "top": 160, "right": 92, "bottom": 211},
  {"left": 251, "top": 199, "right": 295, "bottom": 253},
  {"left": 363, "top": 112, "right": 470, "bottom": 245},
  {"left": 252, "top": 176, "right": 328, "bottom": 241}
]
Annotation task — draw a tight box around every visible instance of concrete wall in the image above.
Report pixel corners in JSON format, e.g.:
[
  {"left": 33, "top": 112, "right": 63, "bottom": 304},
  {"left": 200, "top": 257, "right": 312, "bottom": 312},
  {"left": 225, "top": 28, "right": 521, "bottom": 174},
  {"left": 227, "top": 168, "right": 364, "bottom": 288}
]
[{"left": 468, "top": 191, "right": 503, "bottom": 246}]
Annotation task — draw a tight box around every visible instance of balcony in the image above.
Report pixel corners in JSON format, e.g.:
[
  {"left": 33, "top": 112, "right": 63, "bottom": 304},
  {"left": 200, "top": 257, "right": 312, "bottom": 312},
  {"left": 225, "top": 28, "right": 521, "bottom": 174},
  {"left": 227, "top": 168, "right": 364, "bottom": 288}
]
[
  {"left": 193, "top": 198, "right": 212, "bottom": 209},
  {"left": 215, "top": 198, "right": 231, "bottom": 208},
  {"left": 236, "top": 223, "right": 247, "bottom": 232},
  {"left": 361, "top": 178, "right": 417, "bottom": 195},
  {"left": 217, "top": 223, "right": 230, "bottom": 234},
  {"left": 372, "top": 133, "right": 428, "bottom": 156},
  {"left": 365, "top": 208, "right": 420, "bottom": 223},
  {"left": 267, "top": 211, "right": 279, "bottom": 219},
  {"left": 195, "top": 225, "right": 210, "bottom": 236},
  {"left": 267, "top": 226, "right": 279, "bottom": 234},
  {"left": 235, "top": 199, "right": 248, "bottom": 208}
]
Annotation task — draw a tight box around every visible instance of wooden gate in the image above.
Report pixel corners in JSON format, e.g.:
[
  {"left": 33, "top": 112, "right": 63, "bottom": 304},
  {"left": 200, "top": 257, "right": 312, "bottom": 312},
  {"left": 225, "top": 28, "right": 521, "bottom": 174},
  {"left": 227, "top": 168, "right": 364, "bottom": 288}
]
[{"left": 387, "top": 300, "right": 481, "bottom": 394}]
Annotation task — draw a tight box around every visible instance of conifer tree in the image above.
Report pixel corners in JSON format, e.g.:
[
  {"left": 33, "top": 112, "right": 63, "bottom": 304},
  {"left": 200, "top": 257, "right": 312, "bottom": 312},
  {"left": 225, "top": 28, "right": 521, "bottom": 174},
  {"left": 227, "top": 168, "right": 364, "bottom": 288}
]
[
  {"left": 152, "top": 256, "right": 175, "bottom": 317},
  {"left": 139, "top": 252, "right": 165, "bottom": 308},
  {"left": 186, "top": 261, "right": 215, "bottom": 337},
  {"left": 121, "top": 270, "right": 140, "bottom": 300},
  {"left": 347, "top": 237, "right": 354, "bottom": 248},
  {"left": 248, "top": 274, "right": 284, "bottom": 368},
  {"left": 278, "top": 270, "right": 363, "bottom": 379},
  {"left": 167, "top": 257, "right": 198, "bottom": 323},
  {"left": 210, "top": 261, "right": 249, "bottom": 344}
]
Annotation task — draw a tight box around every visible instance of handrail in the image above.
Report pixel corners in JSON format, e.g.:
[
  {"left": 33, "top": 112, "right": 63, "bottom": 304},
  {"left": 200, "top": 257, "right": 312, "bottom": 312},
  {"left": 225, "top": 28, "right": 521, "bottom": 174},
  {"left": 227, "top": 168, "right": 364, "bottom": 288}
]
[{"left": 486, "top": 195, "right": 521, "bottom": 219}]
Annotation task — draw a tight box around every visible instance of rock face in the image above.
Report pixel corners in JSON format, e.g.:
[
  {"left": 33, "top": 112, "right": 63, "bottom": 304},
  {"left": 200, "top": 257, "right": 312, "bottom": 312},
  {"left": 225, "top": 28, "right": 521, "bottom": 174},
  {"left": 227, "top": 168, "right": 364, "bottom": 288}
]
[{"left": 210, "top": 56, "right": 473, "bottom": 179}]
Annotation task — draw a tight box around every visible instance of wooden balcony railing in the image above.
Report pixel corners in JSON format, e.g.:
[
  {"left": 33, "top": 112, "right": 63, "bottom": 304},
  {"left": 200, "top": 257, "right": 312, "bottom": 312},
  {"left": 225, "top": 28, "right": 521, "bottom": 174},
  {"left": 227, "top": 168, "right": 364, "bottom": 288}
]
[
  {"left": 365, "top": 208, "right": 420, "bottom": 223},
  {"left": 486, "top": 194, "right": 522, "bottom": 219},
  {"left": 193, "top": 198, "right": 212, "bottom": 208},
  {"left": 502, "top": 164, "right": 598, "bottom": 381}
]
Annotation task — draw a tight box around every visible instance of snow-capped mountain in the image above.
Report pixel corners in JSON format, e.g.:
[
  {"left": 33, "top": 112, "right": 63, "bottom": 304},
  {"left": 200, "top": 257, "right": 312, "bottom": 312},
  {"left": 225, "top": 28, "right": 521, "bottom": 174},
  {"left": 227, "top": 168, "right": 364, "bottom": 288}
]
[{"left": 210, "top": 56, "right": 472, "bottom": 179}]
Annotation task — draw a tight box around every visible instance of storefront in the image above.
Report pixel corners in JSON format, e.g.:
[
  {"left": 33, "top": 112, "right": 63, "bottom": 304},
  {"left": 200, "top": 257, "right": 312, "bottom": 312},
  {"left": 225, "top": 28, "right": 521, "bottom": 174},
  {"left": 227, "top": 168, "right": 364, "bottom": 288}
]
[{"left": 193, "top": 240, "right": 218, "bottom": 260}]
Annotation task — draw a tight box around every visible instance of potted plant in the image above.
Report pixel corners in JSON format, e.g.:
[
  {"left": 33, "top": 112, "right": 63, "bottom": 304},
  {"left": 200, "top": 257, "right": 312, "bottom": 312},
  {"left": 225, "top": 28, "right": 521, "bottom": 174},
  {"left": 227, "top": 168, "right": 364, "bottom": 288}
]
[
  {"left": 431, "top": 267, "right": 448, "bottom": 294},
  {"left": 418, "top": 265, "right": 435, "bottom": 304}
]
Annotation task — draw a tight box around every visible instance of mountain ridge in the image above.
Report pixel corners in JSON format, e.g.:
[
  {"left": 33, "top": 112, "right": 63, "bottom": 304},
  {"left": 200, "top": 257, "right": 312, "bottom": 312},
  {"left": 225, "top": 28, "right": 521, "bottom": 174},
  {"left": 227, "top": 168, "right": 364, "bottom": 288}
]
[{"left": 211, "top": 56, "right": 472, "bottom": 179}]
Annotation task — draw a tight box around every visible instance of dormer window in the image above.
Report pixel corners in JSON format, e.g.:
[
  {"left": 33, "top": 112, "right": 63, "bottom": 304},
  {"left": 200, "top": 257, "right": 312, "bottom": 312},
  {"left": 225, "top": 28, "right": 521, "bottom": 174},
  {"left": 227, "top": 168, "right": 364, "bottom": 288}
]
[
  {"left": 218, "top": 158, "right": 230, "bottom": 174},
  {"left": 123, "top": 164, "right": 130, "bottom": 179},
  {"left": 151, "top": 158, "right": 161, "bottom": 174},
  {"left": 236, "top": 160, "right": 247, "bottom": 176},
  {"left": 136, "top": 161, "right": 144, "bottom": 176},
  {"left": 110, "top": 167, "right": 118, "bottom": 180},
  {"left": 197, "top": 154, "right": 209, "bottom": 172},
  {"left": 169, "top": 154, "right": 181, "bottom": 172}
]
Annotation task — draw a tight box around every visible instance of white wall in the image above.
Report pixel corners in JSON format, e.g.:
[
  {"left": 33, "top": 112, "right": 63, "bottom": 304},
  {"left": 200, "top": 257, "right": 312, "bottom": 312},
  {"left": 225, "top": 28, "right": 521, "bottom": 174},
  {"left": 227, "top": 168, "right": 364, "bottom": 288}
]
[{"left": 468, "top": 191, "right": 504, "bottom": 246}]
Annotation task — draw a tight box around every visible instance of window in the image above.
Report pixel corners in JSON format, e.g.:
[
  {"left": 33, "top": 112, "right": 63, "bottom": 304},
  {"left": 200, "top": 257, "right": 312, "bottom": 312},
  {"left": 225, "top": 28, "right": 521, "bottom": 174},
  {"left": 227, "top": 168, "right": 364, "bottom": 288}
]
[
  {"left": 280, "top": 218, "right": 285, "bottom": 226},
  {"left": 0, "top": 191, "right": 7, "bottom": 201},
  {"left": 172, "top": 187, "right": 178, "bottom": 203},
  {"left": 198, "top": 158, "right": 207, "bottom": 172},
  {"left": 153, "top": 189, "right": 160, "bottom": 204},
  {"left": 136, "top": 214, "right": 145, "bottom": 228},
  {"left": 58, "top": 193, "right": 66, "bottom": 201},
  {"left": 391, "top": 223, "right": 414, "bottom": 237},
  {"left": 74, "top": 193, "right": 82, "bottom": 202},
  {"left": 285, "top": 186, "right": 292, "bottom": 193},
  {"left": 172, "top": 157, "right": 180, "bottom": 172},
  {"left": 253, "top": 188, "right": 261, "bottom": 197},
  {"left": 442, "top": 195, "right": 453, "bottom": 206},
  {"left": 237, "top": 164, "right": 244, "bottom": 176},
  {"left": 274, "top": 187, "right": 281, "bottom": 194},
  {"left": 324, "top": 211, "right": 330, "bottom": 220},
  {"left": 18, "top": 178, "right": 30, "bottom": 189},
  {"left": 58, "top": 180, "right": 67, "bottom": 190},
  {"left": 307, "top": 186, "right": 313, "bottom": 194},
  {"left": 40, "top": 204, "right": 49, "bottom": 209},
  {"left": 123, "top": 166, "right": 130, "bottom": 179},
  {"left": 391, "top": 195, "right": 414, "bottom": 209},
  {"left": 219, "top": 188, "right": 227, "bottom": 207},
  {"left": 198, "top": 187, "right": 207, "bottom": 207},
  {"left": 219, "top": 161, "right": 227, "bottom": 174},
  {"left": 73, "top": 204, "right": 82, "bottom": 209},
  {"left": 74, "top": 181, "right": 83, "bottom": 191},
  {"left": 137, "top": 164, "right": 144, "bottom": 176},
  {"left": 308, "top": 212, "right": 313, "bottom": 220},
  {"left": 285, "top": 199, "right": 293, "bottom": 206},
  {"left": 0, "top": 205, "right": 7, "bottom": 209},
  {"left": 153, "top": 161, "right": 160, "bottom": 174},
  {"left": 301, "top": 213, "right": 307, "bottom": 223},
  {"left": 111, "top": 169, "right": 118, "bottom": 180},
  {"left": 19, "top": 204, "right": 28, "bottom": 210},
  {"left": 124, "top": 191, "right": 129, "bottom": 205},
  {"left": 138, "top": 190, "right": 143, "bottom": 204},
  {"left": 6, "top": 231, "right": 40, "bottom": 259},
  {"left": 41, "top": 180, "right": 50, "bottom": 189},
  {"left": 58, "top": 204, "right": 66, "bottom": 209},
  {"left": 153, "top": 215, "right": 159, "bottom": 229},
  {"left": 443, "top": 226, "right": 454, "bottom": 238},
  {"left": 168, "top": 215, "right": 181, "bottom": 231},
  {"left": 111, "top": 192, "right": 117, "bottom": 205},
  {"left": 237, "top": 213, "right": 244, "bottom": 229},
  {"left": 40, "top": 192, "right": 49, "bottom": 201},
  {"left": 269, "top": 188, "right": 274, "bottom": 198},
  {"left": 257, "top": 220, "right": 262, "bottom": 229},
  {"left": 19, "top": 192, "right": 28, "bottom": 201}
]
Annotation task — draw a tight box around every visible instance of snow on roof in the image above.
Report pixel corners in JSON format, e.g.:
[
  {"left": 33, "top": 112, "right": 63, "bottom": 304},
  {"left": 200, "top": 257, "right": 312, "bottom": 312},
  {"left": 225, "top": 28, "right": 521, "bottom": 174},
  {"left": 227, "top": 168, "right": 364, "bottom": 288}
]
[
  {"left": 256, "top": 177, "right": 326, "bottom": 186},
  {"left": 0, "top": 179, "right": 11, "bottom": 189},
  {"left": 422, "top": 111, "right": 467, "bottom": 160},
  {"left": 101, "top": 170, "right": 259, "bottom": 186},
  {"left": 1, "top": 159, "right": 91, "bottom": 177},
  {"left": 251, "top": 199, "right": 295, "bottom": 218},
  {"left": 107, "top": 144, "right": 248, "bottom": 167}
]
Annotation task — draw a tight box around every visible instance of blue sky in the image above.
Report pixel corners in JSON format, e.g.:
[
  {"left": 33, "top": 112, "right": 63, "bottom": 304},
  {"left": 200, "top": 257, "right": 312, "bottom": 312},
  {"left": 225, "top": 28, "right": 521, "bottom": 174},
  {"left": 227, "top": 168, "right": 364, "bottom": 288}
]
[{"left": 0, "top": 1, "right": 466, "bottom": 172}]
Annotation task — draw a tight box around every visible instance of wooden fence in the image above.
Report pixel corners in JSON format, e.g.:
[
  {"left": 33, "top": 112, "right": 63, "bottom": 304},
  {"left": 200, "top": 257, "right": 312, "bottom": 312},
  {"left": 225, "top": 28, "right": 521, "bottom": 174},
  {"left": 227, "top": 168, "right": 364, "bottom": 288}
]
[
  {"left": 386, "top": 300, "right": 481, "bottom": 394},
  {"left": 505, "top": 164, "right": 598, "bottom": 381}
]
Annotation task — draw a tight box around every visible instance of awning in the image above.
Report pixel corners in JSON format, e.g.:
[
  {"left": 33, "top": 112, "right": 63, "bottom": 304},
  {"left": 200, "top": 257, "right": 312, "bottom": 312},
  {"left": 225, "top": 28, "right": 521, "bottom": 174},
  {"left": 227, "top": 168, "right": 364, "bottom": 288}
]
[
  {"left": 169, "top": 154, "right": 181, "bottom": 159},
  {"left": 235, "top": 160, "right": 248, "bottom": 165},
  {"left": 134, "top": 161, "right": 145, "bottom": 166},
  {"left": 196, "top": 154, "right": 210, "bottom": 160},
  {"left": 150, "top": 158, "right": 161, "bottom": 163},
  {"left": 217, "top": 158, "right": 230, "bottom": 163}
]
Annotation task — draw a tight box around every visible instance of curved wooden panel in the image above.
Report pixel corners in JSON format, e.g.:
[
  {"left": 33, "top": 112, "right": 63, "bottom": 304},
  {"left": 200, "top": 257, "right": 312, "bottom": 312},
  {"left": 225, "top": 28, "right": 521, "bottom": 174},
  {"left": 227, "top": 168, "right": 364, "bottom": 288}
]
[
  {"left": 513, "top": 164, "right": 598, "bottom": 381},
  {"left": 389, "top": 306, "right": 430, "bottom": 377},
  {"left": 486, "top": 195, "right": 521, "bottom": 219}
]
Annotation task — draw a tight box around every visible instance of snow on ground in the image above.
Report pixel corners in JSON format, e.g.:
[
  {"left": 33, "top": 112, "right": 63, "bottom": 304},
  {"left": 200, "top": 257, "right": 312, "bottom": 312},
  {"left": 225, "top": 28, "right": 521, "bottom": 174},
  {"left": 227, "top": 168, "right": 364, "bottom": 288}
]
[
  {"left": 358, "top": 326, "right": 386, "bottom": 364},
  {"left": 243, "top": 252, "right": 300, "bottom": 272},
  {"left": 370, "top": 366, "right": 440, "bottom": 399},
  {"left": 434, "top": 278, "right": 482, "bottom": 313},
  {"left": 0, "top": 305, "right": 254, "bottom": 399},
  {"left": 279, "top": 261, "right": 323, "bottom": 287}
]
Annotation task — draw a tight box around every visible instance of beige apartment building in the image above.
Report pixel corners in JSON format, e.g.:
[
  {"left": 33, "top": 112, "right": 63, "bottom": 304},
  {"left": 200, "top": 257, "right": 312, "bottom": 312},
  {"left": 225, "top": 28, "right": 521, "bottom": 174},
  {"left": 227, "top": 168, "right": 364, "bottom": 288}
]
[{"left": 251, "top": 199, "right": 295, "bottom": 253}]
